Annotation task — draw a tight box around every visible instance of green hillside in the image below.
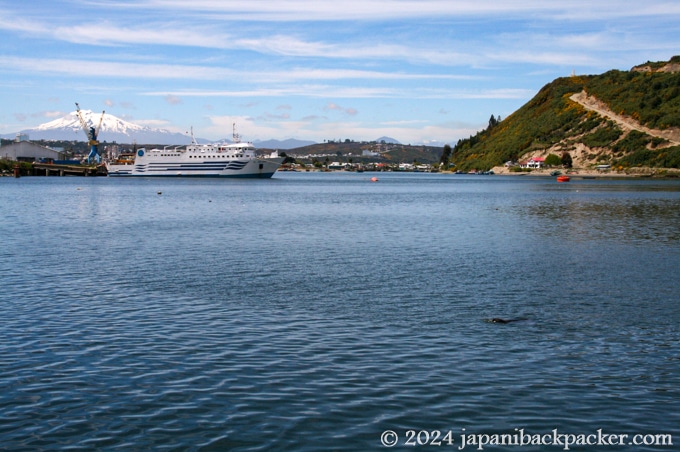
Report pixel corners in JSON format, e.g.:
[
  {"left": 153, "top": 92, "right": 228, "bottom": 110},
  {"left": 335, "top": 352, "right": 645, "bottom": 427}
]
[
  {"left": 287, "top": 140, "right": 443, "bottom": 165},
  {"left": 450, "top": 56, "right": 680, "bottom": 172}
]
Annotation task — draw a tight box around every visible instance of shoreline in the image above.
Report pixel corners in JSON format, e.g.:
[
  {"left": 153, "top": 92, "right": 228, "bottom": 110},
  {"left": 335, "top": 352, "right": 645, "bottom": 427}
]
[{"left": 486, "top": 166, "right": 680, "bottom": 178}]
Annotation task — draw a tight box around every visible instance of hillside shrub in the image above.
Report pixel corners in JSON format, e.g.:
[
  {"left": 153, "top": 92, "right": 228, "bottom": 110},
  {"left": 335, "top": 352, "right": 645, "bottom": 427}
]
[
  {"left": 561, "top": 152, "right": 573, "bottom": 168},
  {"left": 573, "top": 115, "right": 602, "bottom": 134},
  {"left": 581, "top": 123, "right": 622, "bottom": 148},
  {"left": 545, "top": 154, "right": 561, "bottom": 166},
  {"left": 612, "top": 130, "right": 652, "bottom": 154},
  {"left": 617, "top": 145, "right": 680, "bottom": 168},
  {"left": 0, "top": 159, "right": 31, "bottom": 174},
  {"left": 617, "top": 149, "right": 655, "bottom": 166},
  {"left": 586, "top": 70, "right": 680, "bottom": 129}
]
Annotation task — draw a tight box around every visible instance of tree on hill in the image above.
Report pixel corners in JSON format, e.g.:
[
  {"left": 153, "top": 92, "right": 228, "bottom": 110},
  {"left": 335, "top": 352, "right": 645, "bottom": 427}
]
[
  {"left": 439, "top": 144, "right": 452, "bottom": 167},
  {"left": 488, "top": 115, "right": 501, "bottom": 129},
  {"left": 561, "top": 152, "right": 573, "bottom": 168},
  {"left": 545, "top": 153, "right": 561, "bottom": 167}
]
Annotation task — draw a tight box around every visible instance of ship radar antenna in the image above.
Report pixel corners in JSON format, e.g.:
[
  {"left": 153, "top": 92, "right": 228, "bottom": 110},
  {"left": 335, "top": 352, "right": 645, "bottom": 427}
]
[{"left": 232, "top": 123, "right": 241, "bottom": 143}]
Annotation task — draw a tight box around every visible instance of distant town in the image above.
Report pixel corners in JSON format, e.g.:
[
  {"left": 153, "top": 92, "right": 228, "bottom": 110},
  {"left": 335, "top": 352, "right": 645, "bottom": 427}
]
[{"left": 1, "top": 133, "right": 447, "bottom": 176}]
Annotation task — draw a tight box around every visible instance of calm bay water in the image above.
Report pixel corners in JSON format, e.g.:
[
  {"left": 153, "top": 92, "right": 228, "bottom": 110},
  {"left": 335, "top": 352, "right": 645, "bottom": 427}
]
[{"left": 1, "top": 172, "right": 679, "bottom": 451}]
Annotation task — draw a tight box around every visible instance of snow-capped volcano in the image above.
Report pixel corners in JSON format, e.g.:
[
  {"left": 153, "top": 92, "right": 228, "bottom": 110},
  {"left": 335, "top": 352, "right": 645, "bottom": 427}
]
[{"left": 6, "top": 110, "right": 194, "bottom": 145}]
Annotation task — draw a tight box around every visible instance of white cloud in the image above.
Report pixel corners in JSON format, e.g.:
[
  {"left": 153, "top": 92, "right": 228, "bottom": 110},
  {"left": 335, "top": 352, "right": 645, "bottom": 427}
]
[
  {"left": 40, "top": 111, "right": 66, "bottom": 119},
  {"left": 0, "top": 56, "right": 233, "bottom": 79},
  {"left": 0, "top": 11, "right": 49, "bottom": 34},
  {"left": 0, "top": 56, "right": 472, "bottom": 84},
  {"left": 164, "top": 95, "right": 183, "bottom": 105},
  {"left": 134, "top": 118, "right": 172, "bottom": 127},
  {"left": 105, "top": 1, "right": 680, "bottom": 22},
  {"left": 56, "top": 23, "right": 230, "bottom": 48},
  {"left": 1, "top": 0, "right": 678, "bottom": 143},
  {"left": 141, "top": 86, "right": 534, "bottom": 100},
  {"left": 324, "top": 103, "right": 358, "bottom": 115},
  {"left": 203, "top": 115, "right": 283, "bottom": 140}
]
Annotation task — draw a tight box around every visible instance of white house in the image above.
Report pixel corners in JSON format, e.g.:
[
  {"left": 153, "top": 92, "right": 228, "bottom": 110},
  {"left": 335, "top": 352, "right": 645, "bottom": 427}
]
[
  {"left": 328, "top": 161, "right": 351, "bottom": 170},
  {"left": 520, "top": 157, "right": 545, "bottom": 169}
]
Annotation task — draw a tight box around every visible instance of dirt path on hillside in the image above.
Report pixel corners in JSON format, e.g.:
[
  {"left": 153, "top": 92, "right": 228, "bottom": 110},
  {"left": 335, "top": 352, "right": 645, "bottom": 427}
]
[{"left": 570, "top": 90, "right": 680, "bottom": 146}]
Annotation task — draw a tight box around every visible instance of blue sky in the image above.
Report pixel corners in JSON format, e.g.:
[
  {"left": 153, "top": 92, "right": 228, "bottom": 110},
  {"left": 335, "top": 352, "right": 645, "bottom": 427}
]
[{"left": 1, "top": 1, "right": 678, "bottom": 145}]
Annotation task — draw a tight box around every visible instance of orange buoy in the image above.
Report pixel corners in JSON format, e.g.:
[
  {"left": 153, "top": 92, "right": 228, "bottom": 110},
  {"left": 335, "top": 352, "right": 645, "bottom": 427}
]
[
  {"left": 557, "top": 175, "right": 570, "bottom": 182},
  {"left": 370, "top": 177, "right": 378, "bottom": 182}
]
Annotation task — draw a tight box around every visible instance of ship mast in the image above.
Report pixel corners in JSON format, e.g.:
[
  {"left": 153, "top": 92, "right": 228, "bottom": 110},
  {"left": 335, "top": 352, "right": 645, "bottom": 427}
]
[{"left": 232, "top": 123, "right": 241, "bottom": 143}]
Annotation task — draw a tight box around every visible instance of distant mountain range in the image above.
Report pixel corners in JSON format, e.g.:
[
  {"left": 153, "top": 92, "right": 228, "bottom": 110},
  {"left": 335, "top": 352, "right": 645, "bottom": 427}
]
[
  {"left": 2, "top": 111, "right": 318, "bottom": 149},
  {"left": 2, "top": 110, "right": 432, "bottom": 149},
  {"left": 2, "top": 110, "right": 194, "bottom": 145}
]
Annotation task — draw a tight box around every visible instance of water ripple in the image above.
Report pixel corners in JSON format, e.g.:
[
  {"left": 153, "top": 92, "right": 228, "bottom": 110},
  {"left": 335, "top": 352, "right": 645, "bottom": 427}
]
[{"left": 1, "top": 175, "right": 679, "bottom": 450}]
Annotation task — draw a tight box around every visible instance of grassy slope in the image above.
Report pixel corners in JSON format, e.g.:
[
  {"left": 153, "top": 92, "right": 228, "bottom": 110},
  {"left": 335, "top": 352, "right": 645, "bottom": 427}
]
[{"left": 451, "top": 58, "right": 680, "bottom": 171}]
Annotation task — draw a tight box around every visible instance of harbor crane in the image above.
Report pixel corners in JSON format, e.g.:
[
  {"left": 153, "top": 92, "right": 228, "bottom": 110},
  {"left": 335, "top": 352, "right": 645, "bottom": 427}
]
[{"left": 75, "top": 102, "right": 105, "bottom": 163}]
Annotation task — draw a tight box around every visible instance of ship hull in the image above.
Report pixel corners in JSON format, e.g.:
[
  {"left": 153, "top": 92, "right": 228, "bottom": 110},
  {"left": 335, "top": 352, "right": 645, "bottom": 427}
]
[{"left": 106, "top": 158, "right": 284, "bottom": 178}]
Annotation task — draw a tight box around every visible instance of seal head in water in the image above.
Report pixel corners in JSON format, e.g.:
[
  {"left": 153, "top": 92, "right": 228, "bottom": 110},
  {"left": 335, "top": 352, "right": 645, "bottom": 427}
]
[{"left": 486, "top": 317, "right": 528, "bottom": 324}]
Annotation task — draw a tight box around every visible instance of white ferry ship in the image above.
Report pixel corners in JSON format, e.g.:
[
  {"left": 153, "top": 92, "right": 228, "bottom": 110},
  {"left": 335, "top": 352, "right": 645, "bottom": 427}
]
[{"left": 106, "top": 128, "right": 284, "bottom": 178}]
